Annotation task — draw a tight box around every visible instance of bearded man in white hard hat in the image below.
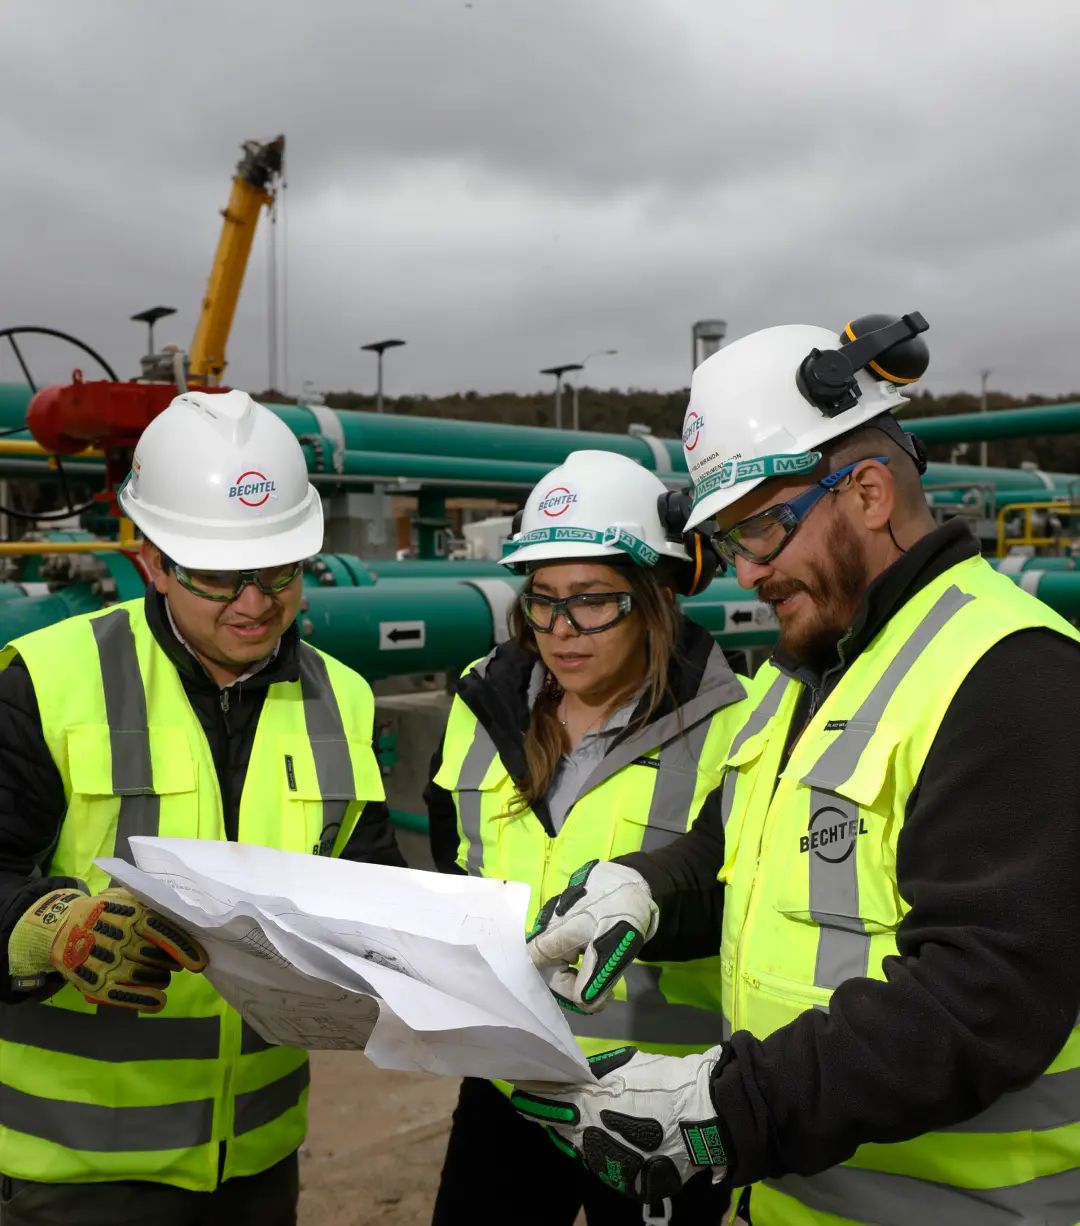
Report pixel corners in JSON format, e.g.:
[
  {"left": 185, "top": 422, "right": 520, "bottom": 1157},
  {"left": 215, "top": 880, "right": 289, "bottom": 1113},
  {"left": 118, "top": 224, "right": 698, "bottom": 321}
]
[
  {"left": 513, "top": 315, "right": 1080, "bottom": 1225},
  {"left": 0, "top": 390, "right": 403, "bottom": 1226}
]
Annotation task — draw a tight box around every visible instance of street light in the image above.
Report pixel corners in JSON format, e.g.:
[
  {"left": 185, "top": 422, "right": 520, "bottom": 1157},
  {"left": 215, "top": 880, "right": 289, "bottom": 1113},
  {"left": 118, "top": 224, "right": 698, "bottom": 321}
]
[
  {"left": 571, "top": 349, "right": 618, "bottom": 432},
  {"left": 979, "top": 368, "right": 992, "bottom": 467},
  {"left": 540, "top": 363, "right": 583, "bottom": 430},
  {"left": 361, "top": 338, "right": 407, "bottom": 413},
  {"left": 131, "top": 306, "right": 177, "bottom": 357},
  {"left": 692, "top": 319, "right": 727, "bottom": 376}
]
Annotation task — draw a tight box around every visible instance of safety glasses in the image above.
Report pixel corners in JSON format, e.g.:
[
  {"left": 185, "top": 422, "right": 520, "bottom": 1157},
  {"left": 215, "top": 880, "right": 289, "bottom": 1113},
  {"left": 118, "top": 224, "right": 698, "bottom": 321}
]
[
  {"left": 521, "top": 591, "right": 634, "bottom": 635},
  {"left": 165, "top": 558, "right": 302, "bottom": 603},
  {"left": 711, "top": 457, "right": 888, "bottom": 568}
]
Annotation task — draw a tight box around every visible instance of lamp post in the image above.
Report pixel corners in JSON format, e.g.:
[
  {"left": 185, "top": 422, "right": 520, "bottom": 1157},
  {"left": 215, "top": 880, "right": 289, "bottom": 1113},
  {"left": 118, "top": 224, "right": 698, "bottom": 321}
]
[
  {"left": 361, "top": 338, "right": 406, "bottom": 413},
  {"left": 540, "top": 363, "right": 583, "bottom": 430},
  {"left": 979, "top": 368, "right": 991, "bottom": 467},
  {"left": 692, "top": 319, "right": 727, "bottom": 376},
  {"left": 131, "top": 306, "right": 177, "bottom": 357},
  {"left": 571, "top": 349, "right": 618, "bottom": 431}
]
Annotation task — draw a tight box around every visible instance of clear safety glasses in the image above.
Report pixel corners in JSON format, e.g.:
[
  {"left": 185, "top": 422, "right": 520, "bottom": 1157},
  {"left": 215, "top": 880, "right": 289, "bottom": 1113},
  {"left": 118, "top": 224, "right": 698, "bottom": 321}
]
[
  {"left": 711, "top": 457, "right": 888, "bottom": 568},
  {"left": 521, "top": 591, "right": 635, "bottom": 635},
  {"left": 166, "top": 558, "right": 302, "bottom": 603}
]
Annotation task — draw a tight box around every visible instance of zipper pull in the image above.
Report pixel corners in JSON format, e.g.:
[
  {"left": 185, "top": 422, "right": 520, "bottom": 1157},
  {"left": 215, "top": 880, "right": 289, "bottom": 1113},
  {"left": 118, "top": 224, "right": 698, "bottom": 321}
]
[{"left": 220, "top": 688, "right": 231, "bottom": 716}]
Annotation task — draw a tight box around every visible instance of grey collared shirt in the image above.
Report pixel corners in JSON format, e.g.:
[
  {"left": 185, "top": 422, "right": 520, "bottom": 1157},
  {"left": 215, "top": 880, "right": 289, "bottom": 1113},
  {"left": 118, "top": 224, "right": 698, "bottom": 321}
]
[{"left": 545, "top": 690, "right": 642, "bottom": 832}]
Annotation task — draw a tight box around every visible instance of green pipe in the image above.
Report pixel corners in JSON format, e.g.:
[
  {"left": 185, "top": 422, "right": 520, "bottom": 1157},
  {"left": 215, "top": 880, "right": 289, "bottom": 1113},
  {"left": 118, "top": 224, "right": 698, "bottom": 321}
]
[
  {"left": 925, "top": 487, "right": 1078, "bottom": 511},
  {"left": 1005, "top": 570, "right": 1080, "bottom": 617},
  {"left": 904, "top": 403, "right": 1080, "bottom": 444},
  {"left": 389, "top": 809, "right": 430, "bottom": 835},
  {"left": 364, "top": 559, "right": 509, "bottom": 582},
  {"left": 991, "top": 556, "right": 1076, "bottom": 573}
]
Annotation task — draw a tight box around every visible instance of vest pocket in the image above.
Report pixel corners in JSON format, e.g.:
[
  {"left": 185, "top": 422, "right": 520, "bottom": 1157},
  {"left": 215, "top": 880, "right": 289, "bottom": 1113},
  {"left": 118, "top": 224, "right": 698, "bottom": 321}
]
[{"left": 772, "top": 725, "right": 905, "bottom": 936}]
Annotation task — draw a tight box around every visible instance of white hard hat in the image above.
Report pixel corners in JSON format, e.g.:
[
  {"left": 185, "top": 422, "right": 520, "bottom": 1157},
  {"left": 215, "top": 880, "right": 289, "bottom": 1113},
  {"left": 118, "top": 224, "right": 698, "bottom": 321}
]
[
  {"left": 683, "top": 313, "right": 929, "bottom": 529},
  {"left": 119, "top": 389, "right": 323, "bottom": 568},
  {"left": 500, "top": 450, "right": 691, "bottom": 572}
]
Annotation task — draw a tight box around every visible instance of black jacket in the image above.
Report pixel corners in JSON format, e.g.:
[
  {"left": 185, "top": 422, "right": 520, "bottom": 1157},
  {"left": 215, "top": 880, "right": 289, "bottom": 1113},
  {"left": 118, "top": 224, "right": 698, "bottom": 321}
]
[
  {"left": 0, "top": 588, "right": 404, "bottom": 1002},
  {"left": 426, "top": 619, "right": 746, "bottom": 960},
  {"left": 619, "top": 521, "right": 1080, "bottom": 1186}
]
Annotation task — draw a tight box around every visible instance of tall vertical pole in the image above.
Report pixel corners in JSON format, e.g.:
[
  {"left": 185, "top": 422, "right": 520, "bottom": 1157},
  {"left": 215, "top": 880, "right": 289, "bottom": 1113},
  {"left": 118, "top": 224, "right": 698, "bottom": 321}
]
[
  {"left": 554, "top": 375, "right": 564, "bottom": 431},
  {"left": 376, "top": 351, "right": 385, "bottom": 414},
  {"left": 979, "top": 369, "right": 991, "bottom": 467},
  {"left": 572, "top": 380, "right": 580, "bottom": 432}
]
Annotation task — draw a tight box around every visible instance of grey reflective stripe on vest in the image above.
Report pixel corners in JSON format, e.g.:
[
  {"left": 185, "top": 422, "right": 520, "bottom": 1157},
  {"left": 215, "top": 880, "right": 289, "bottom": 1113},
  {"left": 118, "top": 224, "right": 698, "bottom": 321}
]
[
  {"left": 941, "top": 1060, "right": 1080, "bottom": 1134},
  {"left": 0, "top": 1083, "right": 214, "bottom": 1153},
  {"left": 638, "top": 718, "right": 714, "bottom": 853},
  {"left": 0, "top": 1003, "right": 220, "bottom": 1062},
  {"left": 91, "top": 609, "right": 160, "bottom": 864},
  {"left": 240, "top": 1018, "right": 278, "bottom": 1055},
  {"left": 234, "top": 1062, "right": 310, "bottom": 1137},
  {"left": 298, "top": 645, "right": 357, "bottom": 855},
  {"left": 567, "top": 964, "right": 724, "bottom": 1047},
  {"left": 801, "top": 585, "right": 975, "bottom": 793},
  {"left": 799, "top": 586, "right": 975, "bottom": 991},
  {"left": 729, "top": 671, "right": 788, "bottom": 760},
  {"left": 456, "top": 721, "right": 500, "bottom": 875},
  {"left": 764, "top": 1161, "right": 1080, "bottom": 1226}
]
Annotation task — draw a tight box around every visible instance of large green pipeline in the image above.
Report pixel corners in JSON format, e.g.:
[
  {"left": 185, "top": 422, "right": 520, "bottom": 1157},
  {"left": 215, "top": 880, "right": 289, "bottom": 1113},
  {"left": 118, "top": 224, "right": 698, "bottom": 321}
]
[
  {"left": 0, "top": 382, "right": 1076, "bottom": 497},
  {"left": 903, "top": 403, "right": 1080, "bottom": 444},
  {"left": 0, "top": 566, "right": 1076, "bottom": 674}
]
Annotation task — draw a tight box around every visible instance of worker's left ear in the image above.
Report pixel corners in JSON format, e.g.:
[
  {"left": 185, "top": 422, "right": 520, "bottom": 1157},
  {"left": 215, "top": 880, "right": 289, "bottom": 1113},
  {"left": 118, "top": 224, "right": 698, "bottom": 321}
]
[{"left": 850, "top": 460, "right": 895, "bottom": 532}]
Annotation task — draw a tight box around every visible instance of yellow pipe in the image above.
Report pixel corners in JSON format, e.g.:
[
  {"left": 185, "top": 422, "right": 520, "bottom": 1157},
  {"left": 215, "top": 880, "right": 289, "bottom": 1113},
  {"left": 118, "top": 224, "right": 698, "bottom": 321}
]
[
  {"left": 0, "top": 440, "right": 103, "bottom": 458},
  {"left": 0, "top": 541, "right": 134, "bottom": 556}
]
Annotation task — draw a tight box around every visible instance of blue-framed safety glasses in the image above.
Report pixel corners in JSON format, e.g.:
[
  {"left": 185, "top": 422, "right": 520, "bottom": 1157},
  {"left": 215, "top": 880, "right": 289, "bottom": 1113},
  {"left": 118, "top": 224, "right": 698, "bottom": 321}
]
[{"left": 711, "top": 456, "right": 889, "bottom": 568}]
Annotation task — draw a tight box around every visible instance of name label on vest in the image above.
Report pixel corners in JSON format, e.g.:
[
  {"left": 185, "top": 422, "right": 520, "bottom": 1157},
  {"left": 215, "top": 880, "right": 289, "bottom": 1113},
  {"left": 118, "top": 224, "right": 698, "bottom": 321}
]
[
  {"left": 631, "top": 756, "right": 661, "bottom": 769},
  {"left": 824, "top": 719, "right": 848, "bottom": 732}
]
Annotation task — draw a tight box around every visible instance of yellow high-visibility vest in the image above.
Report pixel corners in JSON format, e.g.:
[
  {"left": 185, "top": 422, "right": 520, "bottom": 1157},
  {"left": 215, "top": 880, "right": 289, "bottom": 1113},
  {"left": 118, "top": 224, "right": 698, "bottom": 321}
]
[
  {"left": 435, "top": 645, "right": 748, "bottom": 1062},
  {"left": 717, "top": 557, "right": 1080, "bottom": 1225},
  {"left": 0, "top": 599, "right": 384, "bottom": 1190}
]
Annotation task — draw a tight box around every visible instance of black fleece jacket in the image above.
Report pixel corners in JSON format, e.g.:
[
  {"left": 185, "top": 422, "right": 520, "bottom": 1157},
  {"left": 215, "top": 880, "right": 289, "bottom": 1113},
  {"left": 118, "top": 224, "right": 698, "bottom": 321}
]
[
  {"left": 619, "top": 521, "right": 1080, "bottom": 1186},
  {"left": 0, "top": 588, "right": 404, "bottom": 1002}
]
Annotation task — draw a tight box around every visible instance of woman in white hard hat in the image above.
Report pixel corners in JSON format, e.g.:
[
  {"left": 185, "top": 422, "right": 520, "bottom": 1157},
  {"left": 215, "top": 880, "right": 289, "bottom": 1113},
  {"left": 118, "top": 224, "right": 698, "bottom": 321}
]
[{"left": 425, "top": 450, "right": 747, "bottom": 1225}]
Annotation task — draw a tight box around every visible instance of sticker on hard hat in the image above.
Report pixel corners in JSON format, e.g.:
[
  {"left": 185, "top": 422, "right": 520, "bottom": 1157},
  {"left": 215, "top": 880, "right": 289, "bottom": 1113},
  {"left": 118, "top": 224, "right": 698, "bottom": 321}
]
[
  {"left": 692, "top": 451, "right": 821, "bottom": 505},
  {"left": 682, "top": 410, "right": 704, "bottom": 452},
  {"left": 538, "top": 486, "right": 578, "bottom": 517},
  {"left": 229, "top": 470, "right": 277, "bottom": 507}
]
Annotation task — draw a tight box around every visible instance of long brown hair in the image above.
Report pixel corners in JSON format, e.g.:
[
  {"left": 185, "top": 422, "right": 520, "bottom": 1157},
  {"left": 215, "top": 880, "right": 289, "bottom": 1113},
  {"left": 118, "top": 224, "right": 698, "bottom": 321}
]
[{"left": 505, "top": 562, "right": 682, "bottom": 816}]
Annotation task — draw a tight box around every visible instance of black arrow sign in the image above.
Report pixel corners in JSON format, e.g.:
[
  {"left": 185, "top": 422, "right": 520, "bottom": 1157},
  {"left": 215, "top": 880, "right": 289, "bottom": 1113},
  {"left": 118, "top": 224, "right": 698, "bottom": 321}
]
[
  {"left": 387, "top": 627, "right": 422, "bottom": 643},
  {"left": 731, "top": 610, "right": 753, "bottom": 624}
]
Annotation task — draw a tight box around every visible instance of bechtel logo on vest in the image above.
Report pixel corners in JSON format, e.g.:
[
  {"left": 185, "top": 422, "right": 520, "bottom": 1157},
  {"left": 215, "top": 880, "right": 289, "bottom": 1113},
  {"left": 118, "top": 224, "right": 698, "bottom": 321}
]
[
  {"left": 800, "top": 804, "right": 869, "bottom": 863},
  {"left": 538, "top": 486, "right": 578, "bottom": 517},
  {"left": 229, "top": 470, "right": 277, "bottom": 508}
]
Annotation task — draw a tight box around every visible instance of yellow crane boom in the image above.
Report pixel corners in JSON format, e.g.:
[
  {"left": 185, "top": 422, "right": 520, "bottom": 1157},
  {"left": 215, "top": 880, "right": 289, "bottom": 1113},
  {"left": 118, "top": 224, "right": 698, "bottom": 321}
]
[{"left": 188, "top": 135, "right": 284, "bottom": 385}]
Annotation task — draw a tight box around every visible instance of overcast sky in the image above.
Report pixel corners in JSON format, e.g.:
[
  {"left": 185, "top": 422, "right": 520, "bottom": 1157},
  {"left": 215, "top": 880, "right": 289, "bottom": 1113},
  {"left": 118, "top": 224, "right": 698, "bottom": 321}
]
[{"left": 3, "top": 1, "right": 1079, "bottom": 407}]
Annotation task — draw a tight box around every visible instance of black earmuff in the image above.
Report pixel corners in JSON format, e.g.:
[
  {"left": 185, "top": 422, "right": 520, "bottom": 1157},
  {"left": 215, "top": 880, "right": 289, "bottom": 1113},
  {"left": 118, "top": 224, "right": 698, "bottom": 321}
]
[
  {"left": 796, "top": 311, "right": 930, "bottom": 417},
  {"left": 511, "top": 508, "right": 524, "bottom": 535},
  {"left": 656, "top": 490, "right": 723, "bottom": 596}
]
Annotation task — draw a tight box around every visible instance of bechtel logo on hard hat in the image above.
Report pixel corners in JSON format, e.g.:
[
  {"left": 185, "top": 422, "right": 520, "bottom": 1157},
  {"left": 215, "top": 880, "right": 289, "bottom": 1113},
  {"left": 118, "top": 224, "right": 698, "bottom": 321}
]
[
  {"left": 538, "top": 486, "right": 578, "bottom": 517},
  {"left": 682, "top": 410, "right": 704, "bottom": 452},
  {"left": 229, "top": 470, "right": 277, "bottom": 508}
]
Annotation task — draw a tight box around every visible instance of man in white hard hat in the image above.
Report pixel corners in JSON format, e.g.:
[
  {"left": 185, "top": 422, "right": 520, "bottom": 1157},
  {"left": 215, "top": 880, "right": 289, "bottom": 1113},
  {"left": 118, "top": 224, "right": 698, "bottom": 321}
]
[
  {"left": 0, "top": 390, "right": 403, "bottom": 1225},
  {"left": 514, "top": 315, "right": 1080, "bottom": 1225}
]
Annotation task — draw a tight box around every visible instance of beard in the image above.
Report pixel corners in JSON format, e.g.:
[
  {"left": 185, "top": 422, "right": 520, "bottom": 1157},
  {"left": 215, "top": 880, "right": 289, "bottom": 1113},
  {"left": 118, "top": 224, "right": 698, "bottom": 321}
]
[{"left": 758, "top": 514, "right": 870, "bottom": 669}]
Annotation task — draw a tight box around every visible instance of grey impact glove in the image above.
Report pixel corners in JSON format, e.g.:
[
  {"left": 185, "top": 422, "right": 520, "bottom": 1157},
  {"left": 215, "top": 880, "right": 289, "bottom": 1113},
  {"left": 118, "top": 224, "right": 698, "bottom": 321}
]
[
  {"left": 527, "top": 860, "right": 659, "bottom": 1014},
  {"left": 511, "top": 1044, "right": 729, "bottom": 1201}
]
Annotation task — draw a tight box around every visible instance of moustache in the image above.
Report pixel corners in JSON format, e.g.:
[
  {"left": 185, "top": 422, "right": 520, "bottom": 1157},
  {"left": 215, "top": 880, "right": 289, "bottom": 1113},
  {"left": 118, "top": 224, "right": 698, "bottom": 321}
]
[{"left": 758, "top": 581, "right": 811, "bottom": 606}]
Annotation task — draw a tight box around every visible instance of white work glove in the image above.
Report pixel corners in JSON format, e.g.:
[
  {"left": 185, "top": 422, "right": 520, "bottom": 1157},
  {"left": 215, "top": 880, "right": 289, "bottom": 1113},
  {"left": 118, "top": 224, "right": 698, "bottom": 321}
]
[
  {"left": 511, "top": 1044, "right": 729, "bottom": 1201},
  {"left": 527, "top": 860, "right": 659, "bottom": 1014}
]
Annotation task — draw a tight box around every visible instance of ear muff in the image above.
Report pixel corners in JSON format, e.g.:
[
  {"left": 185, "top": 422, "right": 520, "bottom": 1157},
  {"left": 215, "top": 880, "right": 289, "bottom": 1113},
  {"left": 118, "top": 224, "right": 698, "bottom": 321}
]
[
  {"left": 797, "top": 311, "right": 929, "bottom": 417},
  {"left": 511, "top": 508, "right": 524, "bottom": 535},
  {"left": 656, "top": 490, "right": 723, "bottom": 596}
]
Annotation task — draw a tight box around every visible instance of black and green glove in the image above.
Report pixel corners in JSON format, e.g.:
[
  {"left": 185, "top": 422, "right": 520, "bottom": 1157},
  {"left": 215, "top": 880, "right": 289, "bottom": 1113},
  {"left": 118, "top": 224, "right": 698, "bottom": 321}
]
[
  {"left": 526, "top": 860, "right": 659, "bottom": 1014},
  {"left": 511, "top": 1044, "right": 729, "bottom": 1200}
]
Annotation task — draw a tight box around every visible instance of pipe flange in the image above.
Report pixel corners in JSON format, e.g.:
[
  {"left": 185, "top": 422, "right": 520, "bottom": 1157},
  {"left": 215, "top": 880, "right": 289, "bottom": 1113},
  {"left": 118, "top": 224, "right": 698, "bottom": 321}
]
[{"left": 461, "top": 578, "right": 519, "bottom": 645}]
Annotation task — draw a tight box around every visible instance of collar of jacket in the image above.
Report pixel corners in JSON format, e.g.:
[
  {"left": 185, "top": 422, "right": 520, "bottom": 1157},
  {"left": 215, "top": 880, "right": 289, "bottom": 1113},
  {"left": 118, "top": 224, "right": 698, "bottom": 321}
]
[
  {"left": 771, "top": 517, "right": 980, "bottom": 689},
  {"left": 143, "top": 586, "right": 302, "bottom": 693},
  {"left": 456, "top": 616, "right": 746, "bottom": 792}
]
